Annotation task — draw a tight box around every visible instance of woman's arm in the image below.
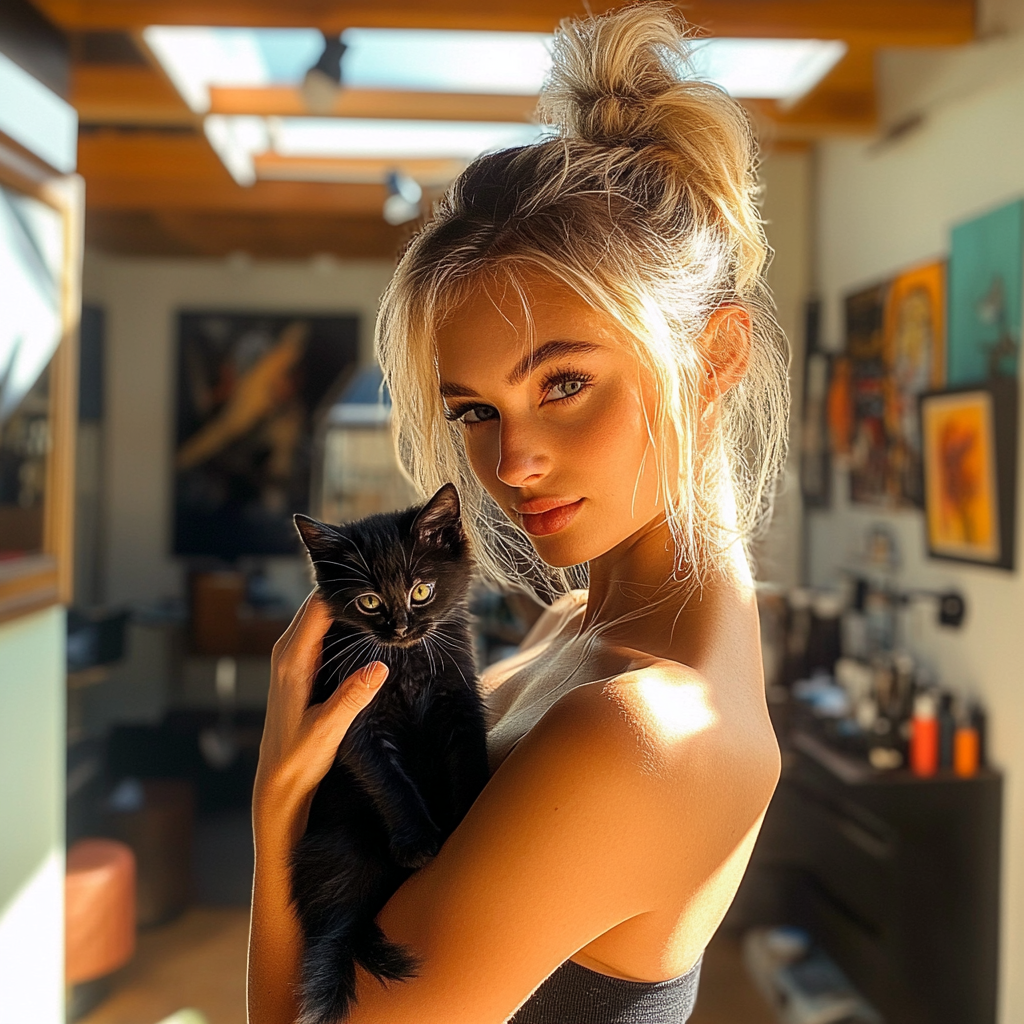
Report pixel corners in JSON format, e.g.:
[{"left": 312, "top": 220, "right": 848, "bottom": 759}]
[
  {"left": 249, "top": 599, "right": 771, "bottom": 1024},
  {"left": 247, "top": 595, "right": 389, "bottom": 1024}
]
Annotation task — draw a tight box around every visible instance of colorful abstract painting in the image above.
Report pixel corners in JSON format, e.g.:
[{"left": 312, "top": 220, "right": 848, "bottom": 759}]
[
  {"left": 921, "top": 379, "right": 1017, "bottom": 570},
  {"left": 948, "top": 199, "right": 1022, "bottom": 385},
  {"left": 844, "top": 262, "right": 946, "bottom": 507},
  {"left": 922, "top": 389, "right": 1000, "bottom": 563},
  {"left": 883, "top": 260, "right": 947, "bottom": 505}
]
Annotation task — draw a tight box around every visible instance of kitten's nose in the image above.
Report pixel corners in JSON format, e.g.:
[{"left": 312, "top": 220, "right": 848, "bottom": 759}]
[{"left": 394, "top": 623, "right": 408, "bottom": 636}]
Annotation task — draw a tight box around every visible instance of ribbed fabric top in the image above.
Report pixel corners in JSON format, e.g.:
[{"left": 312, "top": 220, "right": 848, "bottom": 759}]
[{"left": 511, "top": 955, "right": 702, "bottom": 1024}]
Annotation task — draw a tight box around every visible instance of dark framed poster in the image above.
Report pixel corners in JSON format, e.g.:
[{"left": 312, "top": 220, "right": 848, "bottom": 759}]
[
  {"left": 173, "top": 311, "right": 358, "bottom": 559},
  {"left": 920, "top": 378, "right": 1017, "bottom": 571}
]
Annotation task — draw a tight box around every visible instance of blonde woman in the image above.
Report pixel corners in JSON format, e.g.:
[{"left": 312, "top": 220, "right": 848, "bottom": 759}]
[{"left": 249, "top": 5, "right": 789, "bottom": 1022}]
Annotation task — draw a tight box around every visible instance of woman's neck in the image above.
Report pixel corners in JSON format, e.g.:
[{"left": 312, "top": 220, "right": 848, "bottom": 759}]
[
  {"left": 580, "top": 512, "right": 756, "bottom": 669},
  {"left": 582, "top": 514, "right": 682, "bottom": 629}
]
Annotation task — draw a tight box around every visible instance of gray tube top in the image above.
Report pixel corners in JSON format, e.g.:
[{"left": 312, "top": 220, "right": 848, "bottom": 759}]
[{"left": 511, "top": 955, "right": 702, "bottom": 1024}]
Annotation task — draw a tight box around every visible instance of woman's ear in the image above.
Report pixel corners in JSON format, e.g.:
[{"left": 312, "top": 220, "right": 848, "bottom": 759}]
[{"left": 701, "top": 305, "right": 752, "bottom": 397}]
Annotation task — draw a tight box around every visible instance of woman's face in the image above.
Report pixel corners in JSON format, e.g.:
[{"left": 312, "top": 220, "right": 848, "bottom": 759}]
[{"left": 435, "top": 273, "right": 668, "bottom": 568}]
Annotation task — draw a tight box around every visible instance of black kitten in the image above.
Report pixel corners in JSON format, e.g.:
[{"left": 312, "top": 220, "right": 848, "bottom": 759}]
[{"left": 291, "top": 484, "right": 489, "bottom": 1024}]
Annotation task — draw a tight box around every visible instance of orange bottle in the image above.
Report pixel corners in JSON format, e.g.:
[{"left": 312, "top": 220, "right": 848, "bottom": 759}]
[
  {"left": 954, "top": 725, "right": 980, "bottom": 778},
  {"left": 910, "top": 693, "right": 939, "bottom": 777}
]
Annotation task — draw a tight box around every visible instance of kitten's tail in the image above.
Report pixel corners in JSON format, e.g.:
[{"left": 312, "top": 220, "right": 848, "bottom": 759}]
[
  {"left": 355, "top": 919, "right": 420, "bottom": 983},
  {"left": 299, "top": 918, "right": 419, "bottom": 1024}
]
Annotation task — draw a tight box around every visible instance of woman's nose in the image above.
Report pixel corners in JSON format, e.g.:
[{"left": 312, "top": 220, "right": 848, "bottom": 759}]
[{"left": 495, "top": 421, "right": 550, "bottom": 488}]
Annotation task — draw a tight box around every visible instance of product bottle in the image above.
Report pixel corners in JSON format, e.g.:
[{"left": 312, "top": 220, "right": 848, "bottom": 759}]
[
  {"left": 910, "top": 692, "right": 939, "bottom": 777},
  {"left": 938, "top": 693, "right": 956, "bottom": 770},
  {"left": 954, "top": 724, "right": 980, "bottom": 778},
  {"left": 970, "top": 704, "right": 988, "bottom": 768}
]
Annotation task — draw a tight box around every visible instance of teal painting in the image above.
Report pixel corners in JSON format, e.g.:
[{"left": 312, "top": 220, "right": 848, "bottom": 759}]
[{"left": 948, "top": 199, "right": 1022, "bottom": 385}]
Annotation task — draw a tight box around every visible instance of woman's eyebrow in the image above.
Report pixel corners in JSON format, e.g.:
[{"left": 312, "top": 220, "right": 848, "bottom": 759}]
[
  {"left": 438, "top": 340, "right": 601, "bottom": 399},
  {"left": 506, "top": 340, "right": 601, "bottom": 385}
]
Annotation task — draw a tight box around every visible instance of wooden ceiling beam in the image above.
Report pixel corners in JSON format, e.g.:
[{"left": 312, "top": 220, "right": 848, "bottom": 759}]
[
  {"left": 73, "top": 65, "right": 195, "bottom": 125},
  {"left": 85, "top": 176, "right": 389, "bottom": 214},
  {"left": 253, "top": 153, "right": 466, "bottom": 185},
  {"left": 209, "top": 86, "right": 538, "bottom": 122},
  {"left": 35, "top": 0, "right": 974, "bottom": 45},
  {"left": 86, "top": 209, "right": 408, "bottom": 258},
  {"left": 78, "top": 131, "right": 391, "bottom": 212}
]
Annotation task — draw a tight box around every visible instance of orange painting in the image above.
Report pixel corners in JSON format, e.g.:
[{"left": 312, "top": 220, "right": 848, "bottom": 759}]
[{"left": 922, "top": 390, "right": 1000, "bottom": 562}]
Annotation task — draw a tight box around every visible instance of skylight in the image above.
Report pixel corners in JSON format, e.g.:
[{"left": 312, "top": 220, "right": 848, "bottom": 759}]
[
  {"left": 143, "top": 26, "right": 846, "bottom": 112},
  {"left": 272, "top": 118, "right": 546, "bottom": 160},
  {"left": 143, "top": 26, "right": 846, "bottom": 192},
  {"left": 205, "top": 116, "right": 547, "bottom": 186}
]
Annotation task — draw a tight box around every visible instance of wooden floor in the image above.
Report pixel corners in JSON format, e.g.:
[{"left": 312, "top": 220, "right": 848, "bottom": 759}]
[{"left": 81, "top": 907, "right": 776, "bottom": 1024}]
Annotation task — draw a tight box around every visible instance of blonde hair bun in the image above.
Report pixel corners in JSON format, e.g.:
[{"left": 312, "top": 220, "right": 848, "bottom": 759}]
[{"left": 540, "top": 3, "right": 762, "bottom": 292}]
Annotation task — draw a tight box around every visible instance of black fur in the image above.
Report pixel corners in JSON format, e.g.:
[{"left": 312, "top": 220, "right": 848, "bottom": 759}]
[{"left": 291, "top": 484, "right": 489, "bottom": 1024}]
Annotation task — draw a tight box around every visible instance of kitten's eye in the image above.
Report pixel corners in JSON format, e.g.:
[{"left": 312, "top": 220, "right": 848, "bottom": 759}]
[
  {"left": 356, "top": 594, "right": 382, "bottom": 613},
  {"left": 410, "top": 582, "right": 434, "bottom": 605}
]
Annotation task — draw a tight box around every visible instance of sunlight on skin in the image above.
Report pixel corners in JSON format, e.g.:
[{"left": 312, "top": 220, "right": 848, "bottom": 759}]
[{"left": 629, "top": 667, "right": 719, "bottom": 744}]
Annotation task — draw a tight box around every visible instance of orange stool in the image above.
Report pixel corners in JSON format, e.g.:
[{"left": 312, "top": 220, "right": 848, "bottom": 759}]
[{"left": 65, "top": 839, "right": 136, "bottom": 985}]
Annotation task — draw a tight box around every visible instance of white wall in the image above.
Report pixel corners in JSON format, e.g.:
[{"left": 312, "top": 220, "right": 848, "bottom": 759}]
[
  {"left": 811, "top": 49, "right": 1024, "bottom": 1024},
  {"left": 757, "top": 150, "right": 812, "bottom": 588},
  {"left": 82, "top": 254, "right": 395, "bottom": 607},
  {"left": 0, "top": 606, "right": 65, "bottom": 1024}
]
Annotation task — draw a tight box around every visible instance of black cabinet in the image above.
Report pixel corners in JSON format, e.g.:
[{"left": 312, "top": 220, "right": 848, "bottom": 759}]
[{"left": 729, "top": 732, "right": 1002, "bottom": 1024}]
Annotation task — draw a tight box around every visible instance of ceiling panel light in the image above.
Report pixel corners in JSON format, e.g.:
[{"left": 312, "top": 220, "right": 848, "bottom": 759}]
[
  {"left": 145, "top": 26, "right": 846, "bottom": 113},
  {"left": 270, "top": 118, "right": 546, "bottom": 160},
  {"left": 689, "top": 38, "right": 846, "bottom": 105}
]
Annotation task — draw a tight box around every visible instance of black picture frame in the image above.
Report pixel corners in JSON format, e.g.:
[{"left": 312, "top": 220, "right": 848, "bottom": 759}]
[
  {"left": 800, "top": 299, "right": 832, "bottom": 508},
  {"left": 919, "top": 377, "right": 1018, "bottom": 571}
]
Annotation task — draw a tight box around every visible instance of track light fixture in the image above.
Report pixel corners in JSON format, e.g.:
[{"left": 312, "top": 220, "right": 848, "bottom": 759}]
[
  {"left": 383, "top": 171, "right": 422, "bottom": 225},
  {"left": 302, "top": 32, "right": 348, "bottom": 115}
]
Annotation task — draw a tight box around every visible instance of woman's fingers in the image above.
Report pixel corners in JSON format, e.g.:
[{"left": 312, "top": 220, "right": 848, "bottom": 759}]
[
  {"left": 319, "top": 661, "right": 389, "bottom": 737},
  {"left": 273, "top": 593, "right": 333, "bottom": 678},
  {"left": 273, "top": 590, "right": 315, "bottom": 652}
]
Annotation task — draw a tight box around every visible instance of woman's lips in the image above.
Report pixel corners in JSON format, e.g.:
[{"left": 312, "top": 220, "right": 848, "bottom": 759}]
[{"left": 517, "top": 498, "right": 585, "bottom": 537}]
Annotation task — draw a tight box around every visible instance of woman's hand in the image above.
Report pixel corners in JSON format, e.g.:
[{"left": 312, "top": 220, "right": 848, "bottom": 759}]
[{"left": 253, "top": 592, "right": 389, "bottom": 836}]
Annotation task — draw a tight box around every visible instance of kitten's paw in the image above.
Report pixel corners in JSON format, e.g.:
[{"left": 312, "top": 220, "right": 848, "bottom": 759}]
[{"left": 389, "top": 829, "right": 441, "bottom": 870}]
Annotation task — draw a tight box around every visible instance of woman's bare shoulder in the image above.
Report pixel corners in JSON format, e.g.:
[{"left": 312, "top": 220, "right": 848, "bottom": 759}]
[{"left": 539, "top": 657, "right": 780, "bottom": 815}]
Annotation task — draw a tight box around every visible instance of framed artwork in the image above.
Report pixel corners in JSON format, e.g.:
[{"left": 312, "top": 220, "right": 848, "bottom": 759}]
[
  {"left": 883, "top": 260, "right": 947, "bottom": 506},
  {"left": 846, "top": 281, "right": 891, "bottom": 505},
  {"left": 844, "top": 261, "right": 946, "bottom": 507},
  {"left": 800, "top": 300, "right": 831, "bottom": 507},
  {"left": 948, "top": 200, "right": 1022, "bottom": 385},
  {"left": 0, "top": 141, "right": 83, "bottom": 622},
  {"left": 173, "top": 311, "right": 359, "bottom": 559},
  {"left": 920, "top": 379, "right": 1017, "bottom": 570}
]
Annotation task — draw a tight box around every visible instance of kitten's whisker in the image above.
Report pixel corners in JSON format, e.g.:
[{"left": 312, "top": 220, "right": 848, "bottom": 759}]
[
  {"left": 319, "top": 634, "right": 376, "bottom": 677},
  {"left": 426, "top": 635, "right": 470, "bottom": 687},
  {"left": 333, "top": 535, "right": 375, "bottom": 578},
  {"left": 329, "top": 639, "right": 378, "bottom": 691}
]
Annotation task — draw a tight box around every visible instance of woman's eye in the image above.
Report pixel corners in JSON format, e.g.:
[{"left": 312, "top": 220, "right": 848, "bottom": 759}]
[
  {"left": 410, "top": 582, "right": 434, "bottom": 604},
  {"left": 357, "top": 594, "right": 382, "bottom": 613},
  {"left": 548, "top": 379, "right": 587, "bottom": 401},
  {"left": 460, "top": 405, "right": 498, "bottom": 424}
]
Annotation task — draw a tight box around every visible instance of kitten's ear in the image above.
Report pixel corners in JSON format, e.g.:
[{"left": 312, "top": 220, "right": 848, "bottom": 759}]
[
  {"left": 294, "top": 514, "right": 340, "bottom": 566},
  {"left": 412, "top": 483, "right": 464, "bottom": 547}
]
